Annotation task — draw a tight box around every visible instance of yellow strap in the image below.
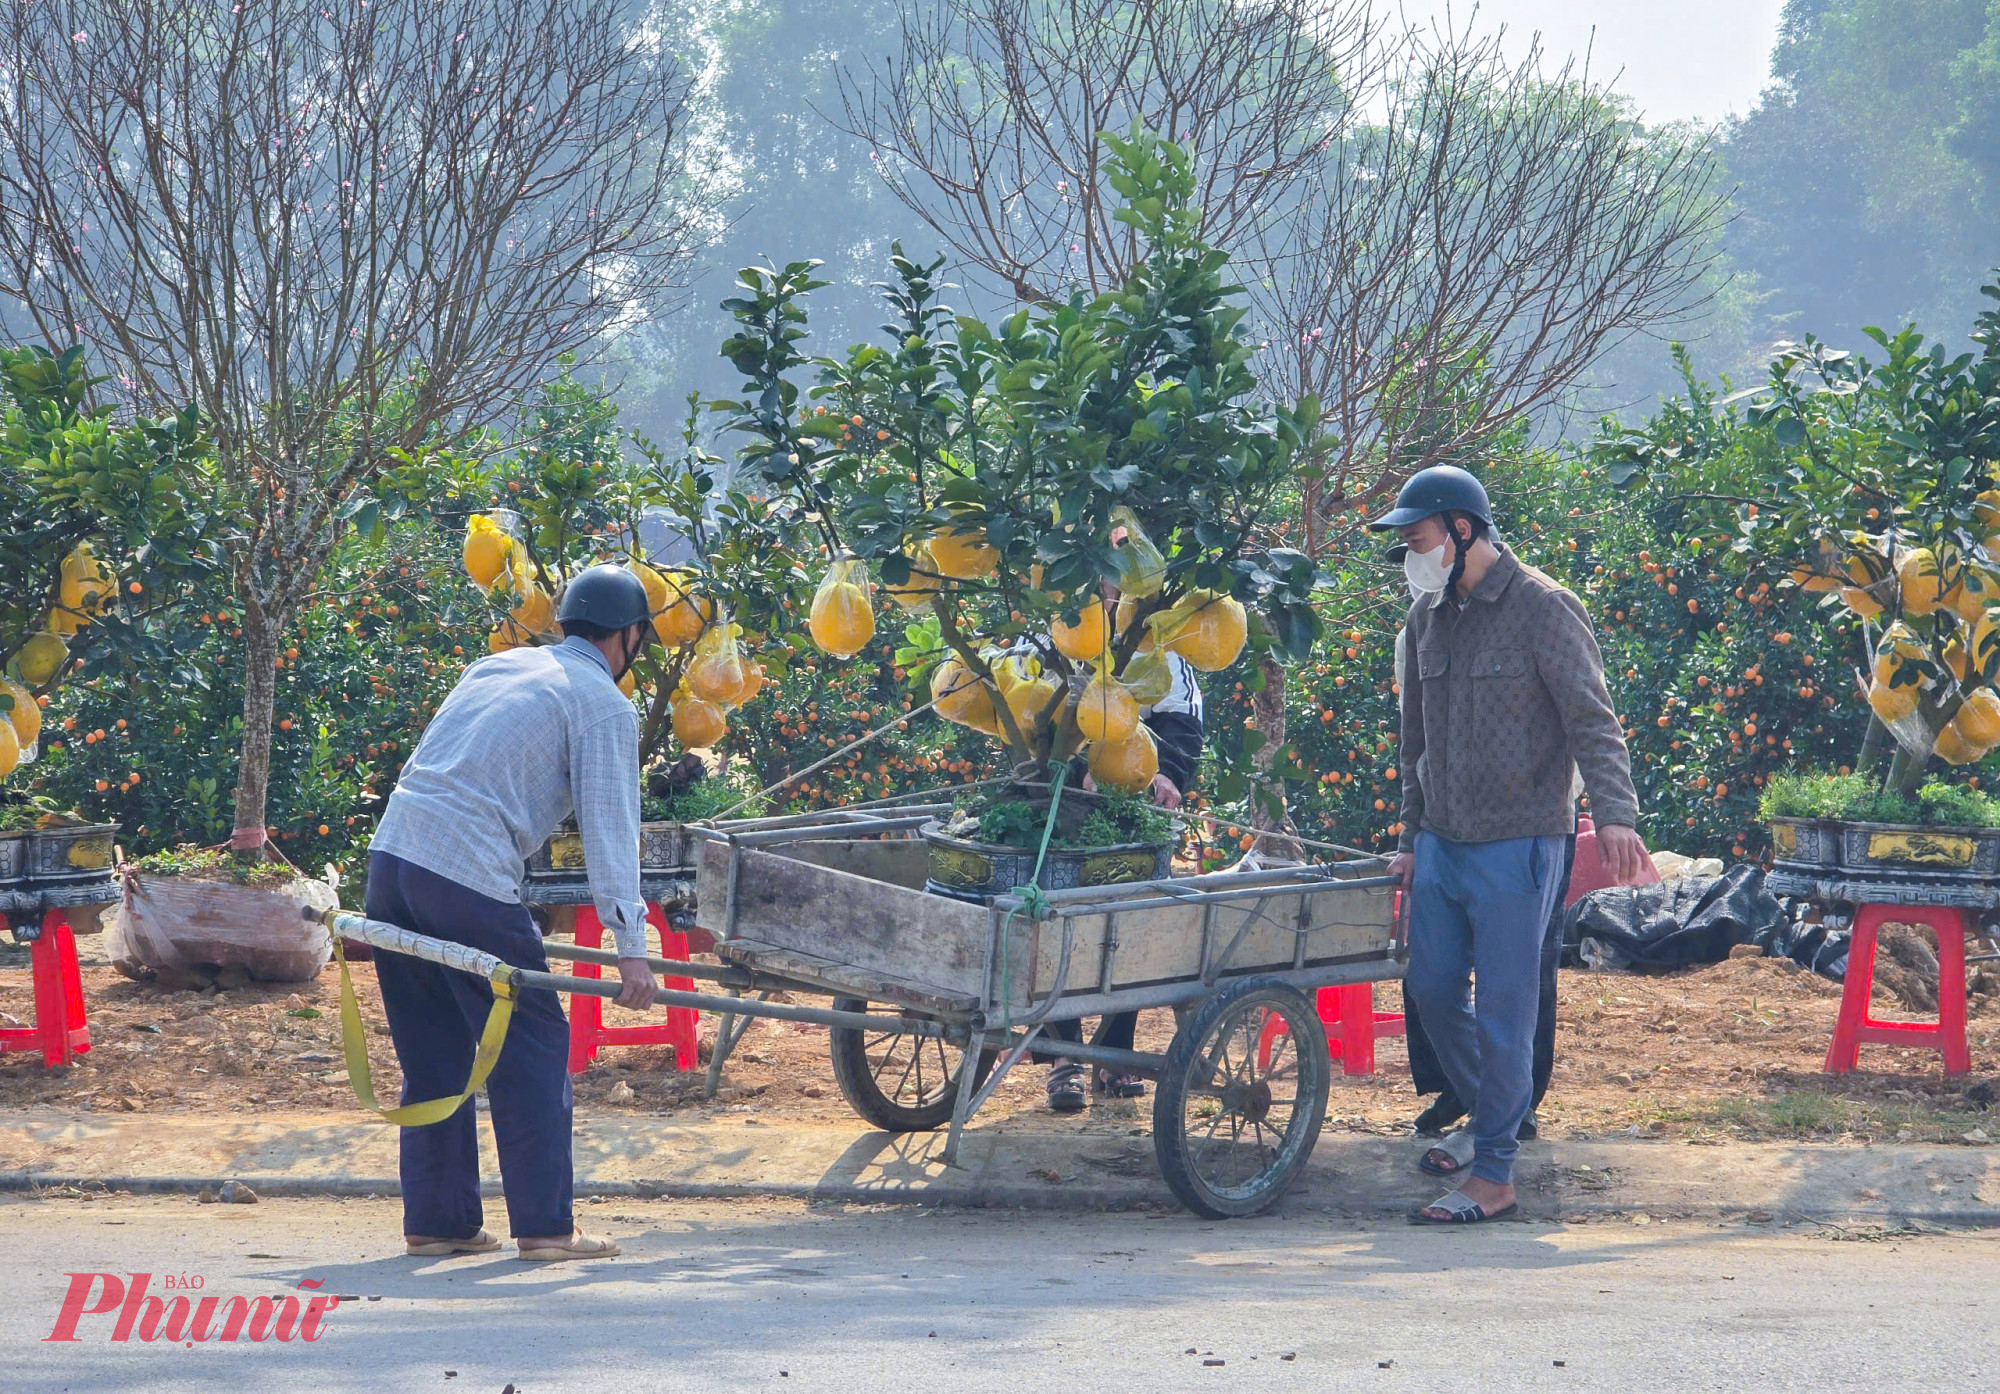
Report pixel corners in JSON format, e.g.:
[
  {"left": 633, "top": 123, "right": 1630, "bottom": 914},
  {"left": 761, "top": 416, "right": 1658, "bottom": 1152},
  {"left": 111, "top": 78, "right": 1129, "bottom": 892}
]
[{"left": 336, "top": 936, "right": 517, "bottom": 1128}]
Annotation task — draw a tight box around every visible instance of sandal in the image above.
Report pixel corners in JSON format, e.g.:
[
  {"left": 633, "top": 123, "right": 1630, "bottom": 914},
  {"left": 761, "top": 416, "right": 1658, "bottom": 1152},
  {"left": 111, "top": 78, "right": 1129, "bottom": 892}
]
[
  {"left": 1093, "top": 1068, "right": 1146, "bottom": 1099},
  {"left": 517, "top": 1231, "right": 621, "bottom": 1263},
  {"left": 405, "top": 1229, "right": 503, "bottom": 1257},
  {"left": 1408, "top": 1189, "right": 1518, "bottom": 1225},
  {"left": 1418, "top": 1127, "right": 1475, "bottom": 1178},
  {"left": 1047, "top": 1062, "right": 1086, "bottom": 1113}
]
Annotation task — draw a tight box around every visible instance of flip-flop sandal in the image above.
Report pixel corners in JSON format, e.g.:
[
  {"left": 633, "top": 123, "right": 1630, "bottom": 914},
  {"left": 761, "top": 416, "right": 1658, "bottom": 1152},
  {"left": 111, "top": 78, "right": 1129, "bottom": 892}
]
[
  {"left": 1407, "top": 1189, "right": 1518, "bottom": 1225},
  {"left": 405, "top": 1229, "right": 503, "bottom": 1256},
  {"left": 1418, "top": 1127, "right": 1474, "bottom": 1178},
  {"left": 1047, "top": 1063, "right": 1087, "bottom": 1113},
  {"left": 518, "top": 1232, "right": 621, "bottom": 1263},
  {"left": 1093, "top": 1068, "right": 1146, "bottom": 1099}
]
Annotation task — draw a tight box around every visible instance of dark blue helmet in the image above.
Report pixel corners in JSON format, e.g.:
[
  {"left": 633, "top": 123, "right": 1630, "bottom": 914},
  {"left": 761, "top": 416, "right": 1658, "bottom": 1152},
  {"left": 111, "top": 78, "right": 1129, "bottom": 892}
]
[
  {"left": 1367, "top": 465, "right": 1493, "bottom": 530},
  {"left": 557, "top": 563, "right": 652, "bottom": 631}
]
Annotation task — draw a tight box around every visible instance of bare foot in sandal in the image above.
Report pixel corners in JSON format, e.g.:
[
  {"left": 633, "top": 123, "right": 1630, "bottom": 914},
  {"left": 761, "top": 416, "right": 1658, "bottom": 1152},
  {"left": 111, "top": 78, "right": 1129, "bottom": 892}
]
[
  {"left": 517, "top": 1231, "right": 621, "bottom": 1263},
  {"left": 1412, "top": 1174, "right": 1516, "bottom": 1224},
  {"left": 406, "top": 1229, "right": 503, "bottom": 1257}
]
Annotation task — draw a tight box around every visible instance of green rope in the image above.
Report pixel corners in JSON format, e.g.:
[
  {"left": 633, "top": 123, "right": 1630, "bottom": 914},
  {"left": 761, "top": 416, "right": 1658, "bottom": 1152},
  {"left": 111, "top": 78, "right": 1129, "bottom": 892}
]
[{"left": 996, "top": 765, "right": 1067, "bottom": 1016}]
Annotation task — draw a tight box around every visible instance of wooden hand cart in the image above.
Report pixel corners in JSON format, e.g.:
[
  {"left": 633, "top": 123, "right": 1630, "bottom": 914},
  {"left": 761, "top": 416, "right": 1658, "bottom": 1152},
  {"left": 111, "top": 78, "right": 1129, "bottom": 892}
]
[{"left": 323, "top": 805, "right": 1406, "bottom": 1219}]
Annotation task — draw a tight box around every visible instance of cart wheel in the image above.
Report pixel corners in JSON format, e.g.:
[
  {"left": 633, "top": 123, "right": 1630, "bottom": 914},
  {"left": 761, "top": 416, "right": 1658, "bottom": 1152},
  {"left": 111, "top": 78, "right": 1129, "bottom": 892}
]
[
  {"left": 1153, "top": 975, "right": 1330, "bottom": 1219},
  {"left": 828, "top": 997, "right": 995, "bottom": 1132}
]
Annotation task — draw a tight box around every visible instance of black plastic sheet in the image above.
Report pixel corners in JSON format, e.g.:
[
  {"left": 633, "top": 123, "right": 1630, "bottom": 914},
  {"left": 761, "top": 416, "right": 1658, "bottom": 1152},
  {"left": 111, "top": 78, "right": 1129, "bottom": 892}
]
[{"left": 1561, "top": 865, "right": 1791, "bottom": 973}]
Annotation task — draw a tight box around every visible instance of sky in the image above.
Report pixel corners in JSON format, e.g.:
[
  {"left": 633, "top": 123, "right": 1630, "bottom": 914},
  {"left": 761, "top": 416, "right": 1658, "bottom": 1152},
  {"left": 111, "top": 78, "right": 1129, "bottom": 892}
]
[{"left": 1394, "top": 0, "right": 1792, "bottom": 126}]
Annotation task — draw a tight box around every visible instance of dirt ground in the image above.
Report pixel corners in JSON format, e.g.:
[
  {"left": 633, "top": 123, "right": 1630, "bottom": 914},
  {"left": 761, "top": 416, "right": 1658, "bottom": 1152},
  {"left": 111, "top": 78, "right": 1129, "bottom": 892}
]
[{"left": 4, "top": 922, "right": 2000, "bottom": 1146}]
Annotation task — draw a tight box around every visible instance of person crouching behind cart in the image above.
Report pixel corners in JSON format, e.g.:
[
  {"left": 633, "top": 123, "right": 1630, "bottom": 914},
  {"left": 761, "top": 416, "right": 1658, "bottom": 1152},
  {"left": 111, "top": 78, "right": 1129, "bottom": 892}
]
[
  {"left": 365, "top": 564, "right": 661, "bottom": 1263},
  {"left": 1370, "top": 467, "right": 1647, "bottom": 1226},
  {"left": 1043, "top": 647, "right": 1205, "bottom": 1112}
]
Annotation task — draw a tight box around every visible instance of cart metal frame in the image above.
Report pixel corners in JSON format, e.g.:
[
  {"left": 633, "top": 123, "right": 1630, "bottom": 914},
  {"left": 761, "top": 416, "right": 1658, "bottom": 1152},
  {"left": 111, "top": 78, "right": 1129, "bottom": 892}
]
[{"left": 321, "top": 805, "right": 1407, "bottom": 1218}]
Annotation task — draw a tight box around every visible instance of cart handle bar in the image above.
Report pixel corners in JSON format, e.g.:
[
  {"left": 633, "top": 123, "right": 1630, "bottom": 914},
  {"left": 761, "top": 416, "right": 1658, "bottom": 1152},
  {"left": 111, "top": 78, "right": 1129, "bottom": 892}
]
[{"left": 314, "top": 910, "right": 957, "bottom": 1041}]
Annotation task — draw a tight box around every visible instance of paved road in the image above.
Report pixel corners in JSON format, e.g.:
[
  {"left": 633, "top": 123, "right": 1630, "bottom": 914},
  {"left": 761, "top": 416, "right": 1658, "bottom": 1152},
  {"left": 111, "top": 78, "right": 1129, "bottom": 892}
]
[{"left": 5, "top": 1193, "right": 1993, "bottom": 1392}]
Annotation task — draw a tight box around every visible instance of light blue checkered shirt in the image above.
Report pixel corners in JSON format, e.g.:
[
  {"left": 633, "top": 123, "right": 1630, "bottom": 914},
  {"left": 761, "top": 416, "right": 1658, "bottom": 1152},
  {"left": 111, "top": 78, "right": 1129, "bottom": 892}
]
[{"left": 371, "top": 636, "right": 649, "bottom": 958}]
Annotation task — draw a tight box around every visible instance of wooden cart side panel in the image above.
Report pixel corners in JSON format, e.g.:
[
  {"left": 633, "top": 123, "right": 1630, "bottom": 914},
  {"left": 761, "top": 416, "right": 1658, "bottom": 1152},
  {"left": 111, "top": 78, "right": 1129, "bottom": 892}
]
[
  {"left": 1027, "top": 882, "right": 1399, "bottom": 998},
  {"left": 695, "top": 840, "right": 1007, "bottom": 1002},
  {"left": 775, "top": 838, "right": 932, "bottom": 890}
]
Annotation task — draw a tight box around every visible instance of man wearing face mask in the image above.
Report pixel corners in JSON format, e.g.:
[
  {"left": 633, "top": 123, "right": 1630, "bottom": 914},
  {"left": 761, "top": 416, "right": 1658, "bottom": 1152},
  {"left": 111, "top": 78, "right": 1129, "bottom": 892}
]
[
  {"left": 367, "top": 562, "right": 659, "bottom": 1263},
  {"left": 1369, "top": 466, "right": 1645, "bottom": 1225}
]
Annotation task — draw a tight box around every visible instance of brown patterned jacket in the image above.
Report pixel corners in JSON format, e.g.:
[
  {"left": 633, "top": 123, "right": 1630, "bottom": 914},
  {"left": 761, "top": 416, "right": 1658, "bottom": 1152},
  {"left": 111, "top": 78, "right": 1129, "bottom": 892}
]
[{"left": 1396, "top": 543, "right": 1638, "bottom": 851}]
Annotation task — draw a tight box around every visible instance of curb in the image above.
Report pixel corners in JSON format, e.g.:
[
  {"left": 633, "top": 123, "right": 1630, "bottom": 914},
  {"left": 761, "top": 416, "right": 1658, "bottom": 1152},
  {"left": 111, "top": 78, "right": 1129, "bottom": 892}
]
[{"left": 6, "top": 1170, "right": 2000, "bottom": 1226}]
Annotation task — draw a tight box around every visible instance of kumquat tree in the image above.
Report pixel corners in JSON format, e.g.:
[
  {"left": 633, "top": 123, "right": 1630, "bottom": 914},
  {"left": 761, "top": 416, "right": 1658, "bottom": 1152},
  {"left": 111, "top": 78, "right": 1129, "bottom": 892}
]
[
  {"left": 1607, "top": 282, "right": 2000, "bottom": 799},
  {"left": 714, "top": 131, "right": 1325, "bottom": 819}
]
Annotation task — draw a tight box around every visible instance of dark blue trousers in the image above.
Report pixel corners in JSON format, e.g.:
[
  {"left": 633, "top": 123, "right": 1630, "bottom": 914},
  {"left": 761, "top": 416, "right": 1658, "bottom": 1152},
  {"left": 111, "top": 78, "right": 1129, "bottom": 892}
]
[{"left": 365, "top": 851, "right": 574, "bottom": 1240}]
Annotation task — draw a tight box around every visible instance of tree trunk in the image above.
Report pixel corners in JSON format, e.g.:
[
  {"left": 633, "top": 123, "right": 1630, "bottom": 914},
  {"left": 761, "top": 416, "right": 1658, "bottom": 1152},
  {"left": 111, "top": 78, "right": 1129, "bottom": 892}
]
[
  {"left": 230, "top": 611, "right": 283, "bottom": 850},
  {"left": 1247, "top": 654, "right": 1303, "bottom": 860}
]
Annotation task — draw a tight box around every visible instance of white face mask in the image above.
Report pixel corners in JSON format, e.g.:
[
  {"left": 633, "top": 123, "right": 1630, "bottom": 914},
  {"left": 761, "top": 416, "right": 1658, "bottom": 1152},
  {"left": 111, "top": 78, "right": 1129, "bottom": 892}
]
[{"left": 1404, "top": 540, "right": 1454, "bottom": 595}]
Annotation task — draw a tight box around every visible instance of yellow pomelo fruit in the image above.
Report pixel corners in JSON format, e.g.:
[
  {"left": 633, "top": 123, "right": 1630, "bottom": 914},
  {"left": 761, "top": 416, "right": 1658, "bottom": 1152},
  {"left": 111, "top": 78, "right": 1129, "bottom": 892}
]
[
  {"left": 0, "top": 678, "right": 40, "bottom": 748},
  {"left": 0, "top": 719, "right": 18, "bottom": 779},
  {"left": 930, "top": 527, "right": 997, "bottom": 581},
  {"left": 1945, "top": 636, "right": 1971, "bottom": 682},
  {"left": 1934, "top": 723, "right": 1980, "bottom": 765},
  {"left": 931, "top": 657, "right": 1001, "bottom": 734},
  {"left": 1867, "top": 680, "right": 1918, "bottom": 724},
  {"left": 687, "top": 650, "right": 751, "bottom": 708},
  {"left": 653, "top": 572, "right": 712, "bottom": 649},
  {"left": 1976, "top": 490, "right": 2000, "bottom": 532},
  {"left": 58, "top": 542, "right": 113, "bottom": 622},
  {"left": 629, "top": 559, "right": 671, "bottom": 622},
  {"left": 1119, "top": 650, "right": 1174, "bottom": 706},
  {"left": 1164, "top": 591, "right": 1248, "bottom": 672},
  {"left": 1898, "top": 547, "right": 1962, "bottom": 616},
  {"left": 1088, "top": 723, "right": 1159, "bottom": 794},
  {"left": 14, "top": 631, "right": 68, "bottom": 687},
  {"left": 1788, "top": 537, "right": 1845, "bottom": 593},
  {"left": 1951, "top": 689, "right": 2000, "bottom": 750},
  {"left": 1074, "top": 671, "right": 1139, "bottom": 744},
  {"left": 809, "top": 581, "right": 876, "bottom": 659},
  {"left": 1840, "top": 586, "right": 1885, "bottom": 619},
  {"left": 617, "top": 666, "right": 638, "bottom": 698},
  {"left": 1050, "top": 601, "right": 1110, "bottom": 662},
  {"left": 1114, "top": 595, "right": 1159, "bottom": 653},
  {"left": 512, "top": 584, "right": 556, "bottom": 638},
  {"left": 1969, "top": 612, "right": 2000, "bottom": 680},
  {"left": 1958, "top": 566, "right": 2000, "bottom": 622},
  {"left": 1843, "top": 537, "right": 1892, "bottom": 586},
  {"left": 999, "top": 662, "right": 1058, "bottom": 737},
  {"left": 672, "top": 696, "right": 727, "bottom": 749},
  {"left": 464, "top": 515, "right": 510, "bottom": 589},
  {"left": 738, "top": 661, "right": 767, "bottom": 704},
  {"left": 885, "top": 547, "right": 943, "bottom": 610}
]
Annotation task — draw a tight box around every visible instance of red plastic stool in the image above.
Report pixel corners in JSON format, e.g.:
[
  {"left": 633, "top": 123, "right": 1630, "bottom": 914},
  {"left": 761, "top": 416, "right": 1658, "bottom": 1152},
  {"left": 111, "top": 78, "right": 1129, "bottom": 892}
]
[
  {"left": 0, "top": 909, "right": 92, "bottom": 1068},
  {"left": 1823, "top": 902, "right": 1971, "bottom": 1076},
  {"left": 1257, "top": 983, "right": 1405, "bottom": 1076},
  {"left": 1564, "top": 815, "right": 1660, "bottom": 906},
  {"left": 566, "top": 902, "right": 700, "bottom": 1074}
]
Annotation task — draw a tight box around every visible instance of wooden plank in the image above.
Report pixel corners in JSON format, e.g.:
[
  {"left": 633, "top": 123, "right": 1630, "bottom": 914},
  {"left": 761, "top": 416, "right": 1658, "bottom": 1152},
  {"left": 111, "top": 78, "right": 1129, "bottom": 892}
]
[
  {"left": 696, "top": 839, "right": 1005, "bottom": 1002},
  {"left": 714, "top": 938, "right": 978, "bottom": 1014},
  {"left": 1027, "top": 879, "right": 1397, "bottom": 998},
  {"left": 777, "top": 837, "right": 931, "bottom": 890}
]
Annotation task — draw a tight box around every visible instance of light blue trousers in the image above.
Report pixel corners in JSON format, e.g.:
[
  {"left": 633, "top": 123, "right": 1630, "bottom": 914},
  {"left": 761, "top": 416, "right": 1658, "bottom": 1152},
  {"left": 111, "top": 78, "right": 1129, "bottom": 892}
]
[{"left": 1404, "top": 829, "right": 1568, "bottom": 1185}]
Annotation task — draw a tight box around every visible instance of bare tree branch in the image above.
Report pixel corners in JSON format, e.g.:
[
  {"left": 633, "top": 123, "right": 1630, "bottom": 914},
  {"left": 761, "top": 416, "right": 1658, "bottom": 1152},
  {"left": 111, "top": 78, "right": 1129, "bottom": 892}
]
[
  {"left": 0, "top": 0, "right": 721, "bottom": 833},
  {"left": 837, "top": 0, "right": 1381, "bottom": 301}
]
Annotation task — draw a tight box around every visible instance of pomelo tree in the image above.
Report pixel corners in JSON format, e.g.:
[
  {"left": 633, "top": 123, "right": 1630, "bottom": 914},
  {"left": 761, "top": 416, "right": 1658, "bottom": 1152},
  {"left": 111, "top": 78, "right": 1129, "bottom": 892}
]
[{"left": 716, "top": 132, "right": 1323, "bottom": 814}]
